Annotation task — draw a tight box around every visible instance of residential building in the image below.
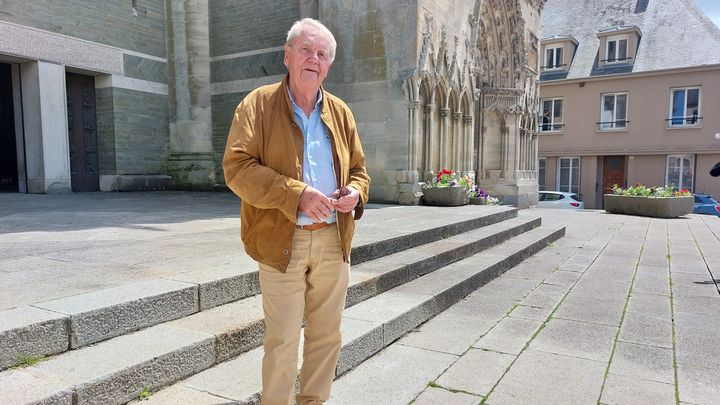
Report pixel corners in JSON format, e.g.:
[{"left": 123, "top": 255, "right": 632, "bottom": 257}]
[{"left": 538, "top": 0, "right": 720, "bottom": 209}]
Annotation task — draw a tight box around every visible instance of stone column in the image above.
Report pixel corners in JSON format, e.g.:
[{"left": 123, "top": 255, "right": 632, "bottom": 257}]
[
  {"left": 424, "top": 104, "right": 435, "bottom": 176},
  {"left": 165, "top": 0, "right": 216, "bottom": 190},
  {"left": 463, "top": 114, "right": 473, "bottom": 172},
  {"left": 408, "top": 100, "right": 420, "bottom": 171},
  {"left": 438, "top": 108, "right": 450, "bottom": 170},
  {"left": 21, "top": 61, "right": 71, "bottom": 193},
  {"left": 452, "top": 111, "right": 462, "bottom": 171}
]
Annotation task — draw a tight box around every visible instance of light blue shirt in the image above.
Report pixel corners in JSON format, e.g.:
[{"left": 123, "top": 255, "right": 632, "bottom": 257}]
[{"left": 288, "top": 89, "right": 337, "bottom": 225}]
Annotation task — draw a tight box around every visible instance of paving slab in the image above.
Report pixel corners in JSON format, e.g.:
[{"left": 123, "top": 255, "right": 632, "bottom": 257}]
[
  {"left": 599, "top": 373, "right": 676, "bottom": 405},
  {"left": 328, "top": 344, "right": 458, "bottom": 405},
  {"left": 674, "top": 312, "right": 720, "bottom": 370},
  {"left": 673, "top": 294, "right": 720, "bottom": 315},
  {"left": 412, "top": 386, "right": 480, "bottom": 405},
  {"left": 677, "top": 364, "right": 720, "bottom": 405},
  {"left": 518, "top": 283, "right": 566, "bottom": 309},
  {"left": 507, "top": 304, "right": 552, "bottom": 321},
  {"left": 529, "top": 318, "right": 617, "bottom": 362},
  {"left": 626, "top": 291, "right": 671, "bottom": 317},
  {"left": 473, "top": 317, "right": 543, "bottom": 355},
  {"left": 553, "top": 292, "right": 627, "bottom": 326},
  {"left": 485, "top": 349, "right": 606, "bottom": 405},
  {"left": 397, "top": 307, "right": 496, "bottom": 355},
  {"left": 618, "top": 311, "right": 674, "bottom": 349},
  {"left": 609, "top": 341, "right": 674, "bottom": 384},
  {"left": 435, "top": 348, "right": 516, "bottom": 396}
]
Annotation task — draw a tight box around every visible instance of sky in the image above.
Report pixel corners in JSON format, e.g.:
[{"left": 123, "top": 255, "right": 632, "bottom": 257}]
[{"left": 694, "top": 0, "right": 720, "bottom": 28}]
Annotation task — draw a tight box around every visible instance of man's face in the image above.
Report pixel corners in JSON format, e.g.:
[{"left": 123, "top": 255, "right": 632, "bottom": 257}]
[{"left": 284, "top": 26, "right": 333, "bottom": 89}]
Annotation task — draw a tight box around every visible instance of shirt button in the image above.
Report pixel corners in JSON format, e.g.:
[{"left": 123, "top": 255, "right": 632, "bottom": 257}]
[
  {"left": 280, "top": 264, "right": 287, "bottom": 270},
  {"left": 282, "top": 249, "right": 289, "bottom": 255}
]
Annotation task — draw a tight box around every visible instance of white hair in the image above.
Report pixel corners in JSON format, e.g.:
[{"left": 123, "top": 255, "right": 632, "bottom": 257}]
[{"left": 286, "top": 18, "right": 337, "bottom": 62}]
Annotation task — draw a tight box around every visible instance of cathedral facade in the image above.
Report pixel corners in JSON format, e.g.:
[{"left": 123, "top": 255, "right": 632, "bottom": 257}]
[{"left": 0, "top": 0, "right": 543, "bottom": 207}]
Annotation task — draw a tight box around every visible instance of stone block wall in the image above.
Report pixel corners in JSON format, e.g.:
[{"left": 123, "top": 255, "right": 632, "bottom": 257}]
[
  {"left": 0, "top": 0, "right": 167, "bottom": 58},
  {"left": 320, "top": 0, "right": 419, "bottom": 203},
  {"left": 208, "top": 0, "right": 300, "bottom": 182},
  {"left": 209, "top": 0, "right": 299, "bottom": 56},
  {"left": 110, "top": 88, "right": 169, "bottom": 175}
]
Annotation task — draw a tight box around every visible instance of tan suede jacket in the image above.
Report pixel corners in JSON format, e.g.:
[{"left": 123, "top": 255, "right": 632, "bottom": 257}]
[{"left": 223, "top": 78, "right": 370, "bottom": 272}]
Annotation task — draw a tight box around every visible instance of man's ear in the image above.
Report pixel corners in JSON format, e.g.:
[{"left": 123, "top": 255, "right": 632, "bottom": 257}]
[{"left": 283, "top": 46, "right": 290, "bottom": 66}]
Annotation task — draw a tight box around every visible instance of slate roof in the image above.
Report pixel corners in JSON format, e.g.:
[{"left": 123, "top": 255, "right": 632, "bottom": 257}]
[{"left": 539, "top": 0, "right": 720, "bottom": 80}]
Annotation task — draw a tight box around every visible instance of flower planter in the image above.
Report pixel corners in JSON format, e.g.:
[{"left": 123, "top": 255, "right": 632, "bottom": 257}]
[
  {"left": 422, "top": 187, "right": 469, "bottom": 206},
  {"left": 469, "top": 196, "right": 486, "bottom": 205},
  {"left": 603, "top": 194, "right": 694, "bottom": 218}
]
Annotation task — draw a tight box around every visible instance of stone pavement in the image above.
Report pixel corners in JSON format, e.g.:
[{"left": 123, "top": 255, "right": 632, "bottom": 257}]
[
  {"left": 328, "top": 209, "right": 720, "bottom": 405},
  {"left": 1, "top": 192, "right": 719, "bottom": 404}
]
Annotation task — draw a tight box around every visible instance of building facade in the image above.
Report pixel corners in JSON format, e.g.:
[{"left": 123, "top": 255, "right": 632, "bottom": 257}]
[
  {"left": 538, "top": 0, "right": 720, "bottom": 209},
  {"left": 0, "top": 0, "right": 545, "bottom": 206}
]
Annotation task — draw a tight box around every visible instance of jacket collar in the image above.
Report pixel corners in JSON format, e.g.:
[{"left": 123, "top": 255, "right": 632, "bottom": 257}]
[{"left": 281, "top": 74, "right": 330, "bottom": 119}]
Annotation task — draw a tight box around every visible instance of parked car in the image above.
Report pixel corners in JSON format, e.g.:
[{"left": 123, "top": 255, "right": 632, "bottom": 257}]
[
  {"left": 538, "top": 191, "right": 584, "bottom": 209},
  {"left": 693, "top": 194, "right": 720, "bottom": 217}
]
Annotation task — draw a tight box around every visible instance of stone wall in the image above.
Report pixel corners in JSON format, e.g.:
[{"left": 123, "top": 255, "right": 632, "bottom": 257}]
[
  {"left": 0, "top": 0, "right": 167, "bottom": 57},
  {"left": 208, "top": 0, "right": 301, "bottom": 181},
  {"left": 320, "top": 0, "right": 420, "bottom": 203}
]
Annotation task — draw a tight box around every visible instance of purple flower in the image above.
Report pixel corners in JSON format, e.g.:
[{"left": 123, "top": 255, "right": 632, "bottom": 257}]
[{"left": 450, "top": 180, "right": 457, "bottom": 187}]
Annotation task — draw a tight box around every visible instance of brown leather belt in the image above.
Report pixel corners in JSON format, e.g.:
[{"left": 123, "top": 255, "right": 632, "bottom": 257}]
[{"left": 295, "top": 222, "right": 333, "bottom": 231}]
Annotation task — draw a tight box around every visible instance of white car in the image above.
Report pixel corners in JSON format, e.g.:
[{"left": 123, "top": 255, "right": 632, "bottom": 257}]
[{"left": 538, "top": 191, "right": 585, "bottom": 209}]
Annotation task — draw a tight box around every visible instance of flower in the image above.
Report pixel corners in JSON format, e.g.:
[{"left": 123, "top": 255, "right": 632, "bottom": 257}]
[
  {"left": 425, "top": 169, "right": 472, "bottom": 190},
  {"left": 611, "top": 184, "right": 692, "bottom": 198}
]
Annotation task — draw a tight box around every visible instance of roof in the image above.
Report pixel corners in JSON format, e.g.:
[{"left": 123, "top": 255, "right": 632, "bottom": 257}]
[{"left": 539, "top": 0, "right": 720, "bottom": 80}]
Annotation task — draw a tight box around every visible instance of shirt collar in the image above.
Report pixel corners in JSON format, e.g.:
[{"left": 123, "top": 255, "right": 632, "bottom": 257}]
[{"left": 287, "top": 86, "right": 323, "bottom": 113}]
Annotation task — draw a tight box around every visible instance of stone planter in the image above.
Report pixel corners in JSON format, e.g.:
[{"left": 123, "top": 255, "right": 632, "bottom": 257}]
[
  {"left": 603, "top": 194, "right": 694, "bottom": 218},
  {"left": 469, "top": 196, "right": 486, "bottom": 205},
  {"left": 422, "top": 187, "right": 469, "bottom": 206}
]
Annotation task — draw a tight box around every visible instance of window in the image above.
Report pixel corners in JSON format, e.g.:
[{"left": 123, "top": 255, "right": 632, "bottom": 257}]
[
  {"left": 669, "top": 87, "right": 700, "bottom": 126},
  {"left": 540, "top": 98, "right": 563, "bottom": 132},
  {"left": 605, "top": 35, "right": 628, "bottom": 63},
  {"left": 557, "top": 157, "right": 580, "bottom": 194},
  {"left": 666, "top": 155, "right": 694, "bottom": 191},
  {"left": 599, "top": 93, "right": 628, "bottom": 130},
  {"left": 544, "top": 45, "right": 562, "bottom": 69},
  {"left": 538, "top": 157, "right": 546, "bottom": 191}
]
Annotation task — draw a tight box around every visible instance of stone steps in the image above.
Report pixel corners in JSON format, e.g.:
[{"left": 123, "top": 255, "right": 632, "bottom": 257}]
[
  {"left": 0, "top": 210, "right": 563, "bottom": 405},
  {"left": 137, "top": 224, "right": 564, "bottom": 405},
  {"left": 0, "top": 207, "right": 518, "bottom": 371}
]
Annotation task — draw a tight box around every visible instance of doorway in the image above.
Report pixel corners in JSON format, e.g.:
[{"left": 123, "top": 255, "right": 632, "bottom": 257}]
[
  {"left": 66, "top": 73, "right": 99, "bottom": 191},
  {"left": 0, "top": 63, "right": 18, "bottom": 192},
  {"left": 602, "top": 155, "right": 626, "bottom": 195}
]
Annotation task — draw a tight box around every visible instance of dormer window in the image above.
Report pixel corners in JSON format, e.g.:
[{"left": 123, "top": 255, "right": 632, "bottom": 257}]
[
  {"left": 539, "top": 36, "right": 578, "bottom": 74},
  {"left": 545, "top": 45, "right": 563, "bottom": 69},
  {"left": 597, "top": 26, "right": 641, "bottom": 68},
  {"left": 605, "top": 35, "right": 628, "bottom": 63}
]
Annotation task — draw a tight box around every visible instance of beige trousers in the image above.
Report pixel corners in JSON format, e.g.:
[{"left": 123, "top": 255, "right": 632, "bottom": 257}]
[{"left": 259, "top": 224, "right": 349, "bottom": 405}]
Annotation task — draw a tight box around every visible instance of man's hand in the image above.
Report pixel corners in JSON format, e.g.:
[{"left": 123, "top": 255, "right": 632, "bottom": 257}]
[
  {"left": 330, "top": 186, "right": 360, "bottom": 213},
  {"left": 298, "top": 186, "right": 334, "bottom": 222}
]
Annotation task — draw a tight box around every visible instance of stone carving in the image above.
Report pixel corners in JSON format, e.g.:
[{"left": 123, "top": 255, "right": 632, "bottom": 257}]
[
  {"left": 435, "top": 25, "right": 447, "bottom": 79},
  {"left": 418, "top": 13, "right": 433, "bottom": 75}
]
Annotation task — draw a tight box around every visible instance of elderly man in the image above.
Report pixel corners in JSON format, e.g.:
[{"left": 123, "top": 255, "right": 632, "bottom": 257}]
[{"left": 223, "top": 18, "right": 370, "bottom": 405}]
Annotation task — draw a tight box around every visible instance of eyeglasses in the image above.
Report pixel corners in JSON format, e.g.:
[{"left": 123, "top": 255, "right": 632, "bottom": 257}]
[{"left": 289, "top": 44, "right": 330, "bottom": 63}]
